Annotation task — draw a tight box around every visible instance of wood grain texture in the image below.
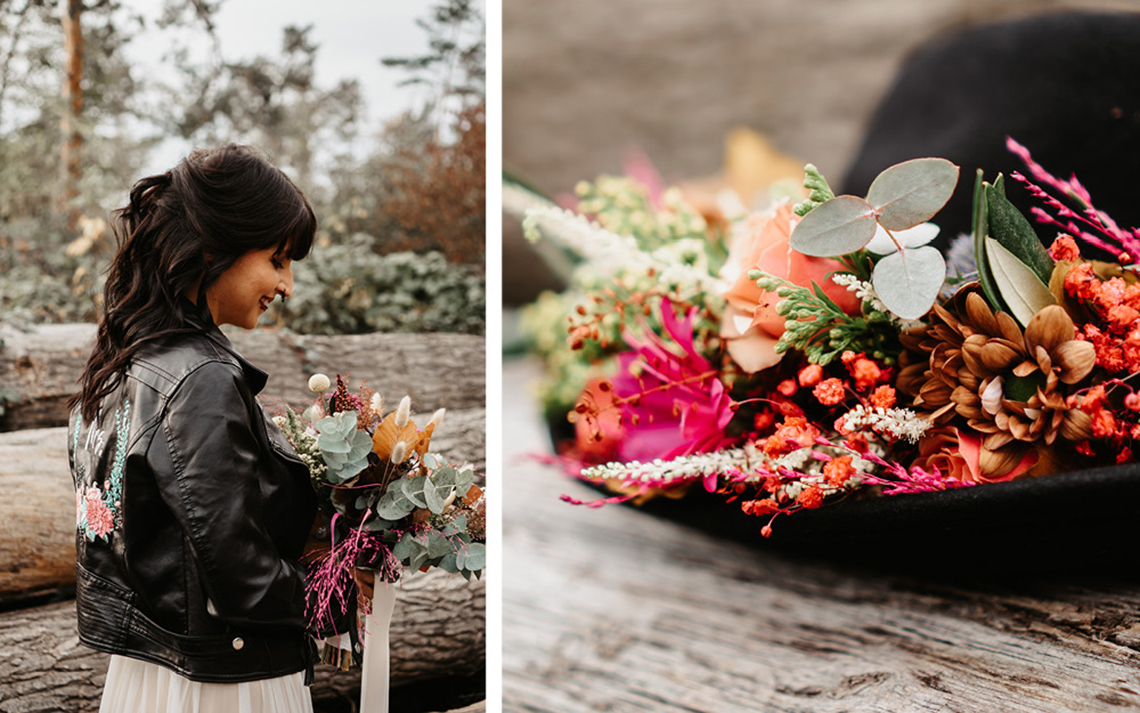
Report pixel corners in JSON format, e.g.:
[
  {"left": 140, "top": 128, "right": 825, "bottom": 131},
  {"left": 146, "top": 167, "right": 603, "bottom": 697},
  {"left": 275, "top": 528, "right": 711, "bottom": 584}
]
[
  {"left": 0, "top": 324, "right": 485, "bottom": 431},
  {"left": 0, "top": 569, "right": 484, "bottom": 712},
  {"left": 0, "top": 408, "right": 483, "bottom": 602},
  {"left": 503, "top": 357, "right": 1140, "bottom": 713}
]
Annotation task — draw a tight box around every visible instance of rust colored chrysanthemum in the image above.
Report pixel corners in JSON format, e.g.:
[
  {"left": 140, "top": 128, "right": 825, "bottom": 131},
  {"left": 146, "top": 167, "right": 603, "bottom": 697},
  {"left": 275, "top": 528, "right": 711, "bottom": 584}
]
[{"left": 900, "top": 288, "right": 1095, "bottom": 478}]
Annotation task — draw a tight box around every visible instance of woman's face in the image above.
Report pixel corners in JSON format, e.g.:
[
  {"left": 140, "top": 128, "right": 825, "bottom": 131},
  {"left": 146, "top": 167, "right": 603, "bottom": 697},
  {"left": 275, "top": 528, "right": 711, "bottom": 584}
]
[{"left": 205, "top": 247, "right": 293, "bottom": 329}]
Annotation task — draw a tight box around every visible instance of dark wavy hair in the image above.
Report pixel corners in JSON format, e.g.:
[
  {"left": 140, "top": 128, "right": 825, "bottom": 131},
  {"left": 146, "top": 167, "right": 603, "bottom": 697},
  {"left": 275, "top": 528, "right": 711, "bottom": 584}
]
[{"left": 72, "top": 144, "right": 316, "bottom": 422}]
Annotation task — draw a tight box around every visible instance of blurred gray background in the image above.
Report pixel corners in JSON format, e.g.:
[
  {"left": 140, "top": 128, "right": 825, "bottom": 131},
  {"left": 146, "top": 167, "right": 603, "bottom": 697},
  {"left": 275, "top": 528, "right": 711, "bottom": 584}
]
[{"left": 502, "top": 0, "right": 1140, "bottom": 306}]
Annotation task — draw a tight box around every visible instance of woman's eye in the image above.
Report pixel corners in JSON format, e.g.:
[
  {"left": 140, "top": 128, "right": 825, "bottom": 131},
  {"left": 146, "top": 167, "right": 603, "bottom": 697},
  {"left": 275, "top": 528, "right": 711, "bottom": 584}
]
[{"left": 271, "top": 259, "right": 283, "bottom": 270}]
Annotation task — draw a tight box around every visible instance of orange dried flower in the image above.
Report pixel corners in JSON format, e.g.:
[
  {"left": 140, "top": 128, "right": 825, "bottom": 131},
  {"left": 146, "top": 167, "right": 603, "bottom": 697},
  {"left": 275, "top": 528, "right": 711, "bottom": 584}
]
[
  {"left": 813, "top": 378, "right": 846, "bottom": 405},
  {"left": 798, "top": 364, "right": 823, "bottom": 387},
  {"left": 777, "top": 379, "right": 798, "bottom": 396},
  {"left": 1064, "top": 262, "right": 1100, "bottom": 301},
  {"left": 1092, "top": 409, "right": 1116, "bottom": 439},
  {"left": 796, "top": 486, "right": 824, "bottom": 509},
  {"left": 822, "top": 455, "right": 855, "bottom": 487},
  {"left": 1048, "top": 235, "right": 1081, "bottom": 261},
  {"left": 869, "top": 385, "right": 896, "bottom": 409},
  {"left": 848, "top": 357, "right": 882, "bottom": 390},
  {"left": 741, "top": 498, "right": 779, "bottom": 516}
]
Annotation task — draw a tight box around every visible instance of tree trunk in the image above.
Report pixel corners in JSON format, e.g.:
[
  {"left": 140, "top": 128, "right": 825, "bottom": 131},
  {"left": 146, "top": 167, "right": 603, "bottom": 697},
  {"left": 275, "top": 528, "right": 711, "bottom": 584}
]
[
  {"left": 0, "top": 410, "right": 483, "bottom": 604},
  {"left": 0, "top": 569, "right": 484, "bottom": 712},
  {"left": 59, "top": 0, "right": 83, "bottom": 227},
  {"left": 0, "top": 324, "right": 486, "bottom": 431},
  {"left": 0, "top": 428, "right": 75, "bottom": 605}
]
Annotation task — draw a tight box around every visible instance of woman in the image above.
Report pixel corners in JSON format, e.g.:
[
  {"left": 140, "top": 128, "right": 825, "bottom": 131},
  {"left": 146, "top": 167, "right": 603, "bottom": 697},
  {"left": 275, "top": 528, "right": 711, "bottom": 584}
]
[{"left": 68, "top": 144, "right": 324, "bottom": 712}]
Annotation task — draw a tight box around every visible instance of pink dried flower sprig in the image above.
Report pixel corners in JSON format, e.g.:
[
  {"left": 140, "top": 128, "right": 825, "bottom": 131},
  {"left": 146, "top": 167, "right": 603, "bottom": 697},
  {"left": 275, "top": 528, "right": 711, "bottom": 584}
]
[{"left": 1007, "top": 136, "right": 1140, "bottom": 262}]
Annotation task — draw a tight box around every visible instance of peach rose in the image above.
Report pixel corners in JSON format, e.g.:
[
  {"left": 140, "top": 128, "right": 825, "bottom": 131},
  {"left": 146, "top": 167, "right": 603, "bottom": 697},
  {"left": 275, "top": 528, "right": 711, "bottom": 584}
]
[
  {"left": 720, "top": 200, "right": 860, "bottom": 373},
  {"left": 915, "top": 427, "right": 1036, "bottom": 485}
]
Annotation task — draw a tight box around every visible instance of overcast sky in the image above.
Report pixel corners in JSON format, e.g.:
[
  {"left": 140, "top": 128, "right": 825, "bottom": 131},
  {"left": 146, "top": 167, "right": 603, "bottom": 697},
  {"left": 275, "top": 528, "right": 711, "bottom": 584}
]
[{"left": 122, "top": 0, "right": 452, "bottom": 174}]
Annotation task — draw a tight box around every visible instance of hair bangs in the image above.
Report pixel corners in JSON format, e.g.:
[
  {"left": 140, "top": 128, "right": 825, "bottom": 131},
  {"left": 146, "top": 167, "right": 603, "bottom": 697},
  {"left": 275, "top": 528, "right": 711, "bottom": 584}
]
[{"left": 276, "top": 193, "right": 317, "bottom": 261}]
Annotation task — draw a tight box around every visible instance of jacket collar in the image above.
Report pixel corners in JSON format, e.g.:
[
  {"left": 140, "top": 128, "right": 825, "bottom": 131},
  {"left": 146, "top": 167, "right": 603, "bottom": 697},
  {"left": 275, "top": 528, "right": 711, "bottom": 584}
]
[{"left": 181, "top": 297, "right": 269, "bottom": 396}]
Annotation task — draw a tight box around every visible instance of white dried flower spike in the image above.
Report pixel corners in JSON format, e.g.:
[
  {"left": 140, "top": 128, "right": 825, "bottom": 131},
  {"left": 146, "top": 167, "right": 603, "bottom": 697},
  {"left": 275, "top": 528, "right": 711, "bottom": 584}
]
[
  {"left": 370, "top": 392, "right": 383, "bottom": 417},
  {"left": 308, "top": 373, "right": 331, "bottom": 394},
  {"left": 428, "top": 408, "right": 446, "bottom": 429},
  {"left": 395, "top": 396, "right": 411, "bottom": 428},
  {"left": 390, "top": 441, "right": 407, "bottom": 464}
]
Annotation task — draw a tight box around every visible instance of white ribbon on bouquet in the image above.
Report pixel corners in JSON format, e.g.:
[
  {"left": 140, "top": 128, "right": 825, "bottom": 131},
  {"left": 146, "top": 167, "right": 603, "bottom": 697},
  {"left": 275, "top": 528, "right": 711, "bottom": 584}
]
[{"left": 359, "top": 581, "right": 398, "bottom": 712}]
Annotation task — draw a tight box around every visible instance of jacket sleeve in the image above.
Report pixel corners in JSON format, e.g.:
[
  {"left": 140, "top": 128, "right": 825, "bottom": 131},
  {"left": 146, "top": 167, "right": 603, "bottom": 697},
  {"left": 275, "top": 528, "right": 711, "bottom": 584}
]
[{"left": 152, "top": 359, "right": 307, "bottom": 630}]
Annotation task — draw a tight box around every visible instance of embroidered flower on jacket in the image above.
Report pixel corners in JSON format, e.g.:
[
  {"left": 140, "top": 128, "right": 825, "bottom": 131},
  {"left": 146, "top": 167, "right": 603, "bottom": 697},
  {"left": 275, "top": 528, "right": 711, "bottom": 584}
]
[{"left": 84, "top": 487, "right": 114, "bottom": 539}]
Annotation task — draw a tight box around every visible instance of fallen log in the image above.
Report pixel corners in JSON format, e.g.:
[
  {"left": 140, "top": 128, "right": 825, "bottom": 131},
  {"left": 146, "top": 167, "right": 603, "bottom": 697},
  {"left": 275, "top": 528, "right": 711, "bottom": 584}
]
[
  {"left": 0, "top": 324, "right": 486, "bottom": 431},
  {"left": 0, "top": 409, "right": 484, "bottom": 604},
  {"left": 0, "top": 569, "right": 485, "bottom": 713}
]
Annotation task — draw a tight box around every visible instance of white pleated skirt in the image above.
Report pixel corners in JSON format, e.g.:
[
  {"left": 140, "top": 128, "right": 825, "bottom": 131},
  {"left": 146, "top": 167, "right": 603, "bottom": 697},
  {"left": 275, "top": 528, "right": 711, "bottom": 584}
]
[{"left": 99, "top": 654, "right": 313, "bottom": 713}]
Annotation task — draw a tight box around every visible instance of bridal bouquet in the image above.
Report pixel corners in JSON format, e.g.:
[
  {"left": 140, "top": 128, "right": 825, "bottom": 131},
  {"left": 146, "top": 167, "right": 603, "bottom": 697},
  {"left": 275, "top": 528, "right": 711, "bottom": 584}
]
[
  {"left": 274, "top": 375, "right": 486, "bottom": 650},
  {"left": 511, "top": 137, "right": 1140, "bottom": 536}
]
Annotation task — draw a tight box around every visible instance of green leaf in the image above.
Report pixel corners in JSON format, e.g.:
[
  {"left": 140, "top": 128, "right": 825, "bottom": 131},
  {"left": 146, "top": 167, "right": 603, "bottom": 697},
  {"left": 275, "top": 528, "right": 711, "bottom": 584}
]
[
  {"left": 462, "top": 542, "right": 487, "bottom": 572},
  {"left": 984, "top": 184, "right": 1054, "bottom": 285},
  {"left": 985, "top": 237, "right": 1057, "bottom": 327},
  {"left": 972, "top": 172, "right": 1006, "bottom": 313},
  {"left": 375, "top": 489, "right": 415, "bottom": 520},
  {"left": 439, "top": 553, "right": 459, "bottom": 573},
  {"left": 426, "top": 530, "right": 454, "bottom": 558},
  {"left": 400, "top": 477, "right": 429, "bottom": 508},
  {"left": 871, "top": 246, "right": 946, "bottom": 320},
  {"left": 866, "top": 158, "right": 959, "bottom": 231},
  {"left": 424, "top": 481, "right": 450, "bottom": 514},
  {"left": 1004, "top": 371, "right": 1046, "bottom": 403},
  {"left": 788, "top": 195, "right": 877, "bottom": 257},
  {"left": 391, "top": 535, "right": 415, "bottom": 561}
]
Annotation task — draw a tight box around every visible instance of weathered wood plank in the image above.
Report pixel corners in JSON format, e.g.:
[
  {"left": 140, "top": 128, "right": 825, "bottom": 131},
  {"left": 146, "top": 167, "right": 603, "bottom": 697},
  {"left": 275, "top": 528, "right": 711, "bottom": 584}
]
[
  {"left": 0, "top": 568, "right": 484, "bottom": 712},
  {"left": 0, "top": 409, "right": 483, "bottom": 603},
  {"left": 0, "top": 324, "right": 486, "bottom": 431},
  {"left": 503, "top": 357, "right": 1140, "bottom": 713}
]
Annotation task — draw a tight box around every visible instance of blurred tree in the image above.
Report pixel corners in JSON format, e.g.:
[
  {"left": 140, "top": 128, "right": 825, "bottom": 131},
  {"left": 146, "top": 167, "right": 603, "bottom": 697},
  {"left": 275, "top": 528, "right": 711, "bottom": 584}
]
[
  {"left": 381, "top": 0, "right": 484, "bottom": 136},
  {"left": 372, "top": 0, "right": 486, "bottom": 267},
  {"left": 169, "top": 23, "right": 362, "bottom": 197},
  {"left": 382, "top": 101, "right": 485, "bottom": 265}
]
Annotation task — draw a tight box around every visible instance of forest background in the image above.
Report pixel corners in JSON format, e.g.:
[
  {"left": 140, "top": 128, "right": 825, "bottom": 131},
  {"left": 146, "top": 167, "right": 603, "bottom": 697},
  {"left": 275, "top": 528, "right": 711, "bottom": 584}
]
[{"left": 0, "top": 0, "right": 486, "bottom": 337}]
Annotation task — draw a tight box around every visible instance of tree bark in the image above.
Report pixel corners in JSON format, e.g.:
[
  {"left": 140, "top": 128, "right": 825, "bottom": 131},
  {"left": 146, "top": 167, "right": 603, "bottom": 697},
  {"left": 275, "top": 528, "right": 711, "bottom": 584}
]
[
  {"left": 0, "top": 324, "right": 485, "bottom": 431},
  {"left": 0, "top": 569, "right": 484, "bottom": 712},
  {"left": 59, "top": 0, "right": 83, "bottom": 227}
]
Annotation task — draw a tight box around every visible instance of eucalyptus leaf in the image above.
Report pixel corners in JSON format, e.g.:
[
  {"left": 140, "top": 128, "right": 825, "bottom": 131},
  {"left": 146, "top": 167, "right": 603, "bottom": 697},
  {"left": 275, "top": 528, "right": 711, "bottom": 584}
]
[
  {"left": 788, "top": 195, "right": 877, "bottom": 257},
  {"left": 871, "top": 246, "right": 946, "bottom": 320},
  {"left": 431, "top": 466, "right": 459, "bottom": 487},
  {"left": 423, "top": 452, "right": 442, "bottom": 469},
  {"left": 985, "top": 184, "right": 1053, "bottom": 284},
  {"left": 867, "top": 158, "right": 959, "bottom": 231},
  {"left": 391, "top": 535, "right": 415, "bottom": 561},
  {"left": 400, "top": 477, "right": 429, "bottom": 509},
  {"left": 462, "top": 542, "right": 487, "bottom": 572},
  {"left": 439, "top": 553, "right": 459, "bottom": 573},
  {"left": 424, "top": 481, "right": 449, "bottom": 514},
  {"left": 985, "top": 237, "right": 1057, "bottom": 327},
  {"left": 376, "top": 489, "right": 414, "bottom": 520},
  {"left": 426, "top": 530, "right": 454, "bottom": 558}
]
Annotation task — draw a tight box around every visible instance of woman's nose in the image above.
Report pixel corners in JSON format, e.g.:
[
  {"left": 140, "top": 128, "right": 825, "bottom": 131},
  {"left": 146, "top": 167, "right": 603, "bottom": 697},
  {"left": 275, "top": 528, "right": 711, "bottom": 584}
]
[{"left": 278, "top": 266, "right": 293, "bottom": 298}]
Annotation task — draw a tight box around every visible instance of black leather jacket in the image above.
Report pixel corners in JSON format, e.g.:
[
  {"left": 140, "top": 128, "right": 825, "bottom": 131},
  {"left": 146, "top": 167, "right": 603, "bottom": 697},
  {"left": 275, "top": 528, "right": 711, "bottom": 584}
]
[{"left": 68, "top": 313, "right": 318, "bottom": 683}]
